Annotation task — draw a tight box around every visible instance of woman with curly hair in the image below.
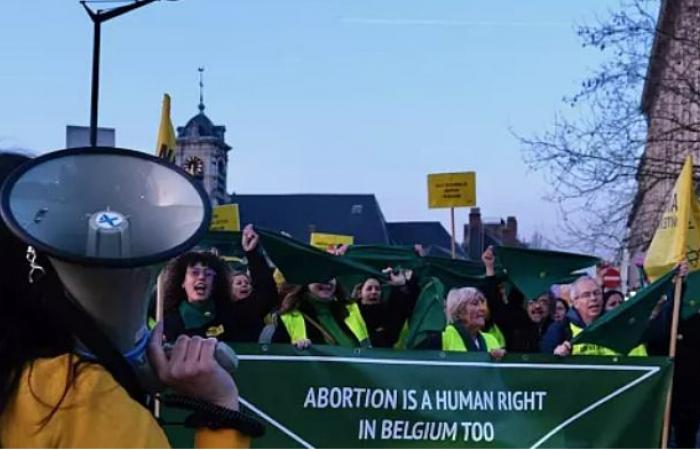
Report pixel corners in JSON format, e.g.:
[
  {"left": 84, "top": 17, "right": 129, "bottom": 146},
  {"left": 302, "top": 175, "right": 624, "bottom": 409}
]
[{"left": 163, "top": 251, "right": 234, "bottom": 341}]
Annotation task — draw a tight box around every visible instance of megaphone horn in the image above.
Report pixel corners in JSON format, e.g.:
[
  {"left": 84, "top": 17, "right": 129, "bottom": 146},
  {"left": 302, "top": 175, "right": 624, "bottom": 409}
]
[{"left": 0, "top": 146, "right": 211, "bottom": 353}]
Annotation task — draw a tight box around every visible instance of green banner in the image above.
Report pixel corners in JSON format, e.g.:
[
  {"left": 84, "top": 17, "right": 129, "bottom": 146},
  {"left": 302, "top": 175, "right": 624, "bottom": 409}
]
[{"left": 163, "top": 345, "right": 672, "bottom": 448}]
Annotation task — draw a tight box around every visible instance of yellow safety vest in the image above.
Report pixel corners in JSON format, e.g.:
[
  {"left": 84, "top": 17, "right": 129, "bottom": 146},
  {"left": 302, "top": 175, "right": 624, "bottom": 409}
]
[
  {"left": 441, "top": 325, "right": 501, "bottom": 352},
  {"left": 570, "top": 323, "right": 647, "bottom": 357},
  {"left": 483, "top": 323, "right": 506, "bottom": 349},
  {"left": 280, "top": 303, "right": 370, "bottom": 346}
]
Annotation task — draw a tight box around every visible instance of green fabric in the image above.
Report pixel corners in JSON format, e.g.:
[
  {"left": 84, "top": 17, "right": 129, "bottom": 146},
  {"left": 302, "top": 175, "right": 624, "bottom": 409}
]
[
  {"left": 572, "top": 269, "right": 675, "bottom": 355},
  {"left": 344, "top": 246, "right": 505, "bottom": 290},
  {"left": 418, "top": 257, "right": 492, "bottom": 290},
  {"left": 343, "top": 245, "right": 424, "bottom": 271},
  {"left": 307, "top": 297, "right": 356, "bottom": 347},
  {"left": 496, "top": 246, "right": 599, "bottom": 299},
  {"left": 257, "top": 229, "right": 385, "bottom": 285},
  {"left": 681, "top": 270, "right": 700, "bottom": 319},
  {"left": 339, "top": 245, "right": 424, "bottom": 294},
  {"left": 423, "top": 256, "right": 490, "bottom": 277},
  {"left": 178, "top": 299, "right": 216, "bottom": 330},
  {"left": 402, "top": 277, "right": 447, "bottom": 349}
]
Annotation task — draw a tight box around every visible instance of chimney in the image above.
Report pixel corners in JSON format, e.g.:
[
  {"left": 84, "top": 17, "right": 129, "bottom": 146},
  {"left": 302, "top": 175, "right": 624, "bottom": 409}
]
[
  {"left": 504, "top": 216, "right": 518, "bottom": 245},
  {"left": 468, "top": 207, "right": 483, "bottom": 260}
]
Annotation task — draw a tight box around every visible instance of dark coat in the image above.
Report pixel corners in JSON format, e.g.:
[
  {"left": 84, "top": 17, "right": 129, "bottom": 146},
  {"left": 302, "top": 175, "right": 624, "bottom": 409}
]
[
  {"left": 482, "top": 276, "right": 552, "bottom": 353},
  {"left": 220, "top": 249, "right": 279, "bottom": 343},
  {"left": 359, "top": 276, "right": 420, "bottom": 348}
]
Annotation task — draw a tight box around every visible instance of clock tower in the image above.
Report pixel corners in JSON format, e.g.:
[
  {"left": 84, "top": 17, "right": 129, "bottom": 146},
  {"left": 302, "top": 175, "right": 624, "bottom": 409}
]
[{"left": 175, "top": 68, "right": 231, "bottom": 206}]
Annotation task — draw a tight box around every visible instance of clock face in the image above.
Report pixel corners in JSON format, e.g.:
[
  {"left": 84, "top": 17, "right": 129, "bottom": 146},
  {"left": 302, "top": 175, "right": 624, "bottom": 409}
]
[{"left": 184, "top": 156, "right": 204, "bottom": 177}]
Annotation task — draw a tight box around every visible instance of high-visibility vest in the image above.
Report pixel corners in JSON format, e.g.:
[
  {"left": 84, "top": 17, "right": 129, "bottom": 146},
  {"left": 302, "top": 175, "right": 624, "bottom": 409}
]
[
  {"left": 570, "top": 323, "right": 647, "bottom": 356},
  {"left": 280, "top": 303, "right": 370, "bottom": 346},
  {"left": 441, "top": 325, "right": 501, "bottom": 352},
  {"left": 483, "top": 323, "right": 506, "bottom": 349}
]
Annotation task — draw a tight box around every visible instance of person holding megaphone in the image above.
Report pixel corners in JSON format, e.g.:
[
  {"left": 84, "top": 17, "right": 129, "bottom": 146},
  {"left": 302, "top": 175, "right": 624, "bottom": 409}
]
[{"left": 0, "top": 149, "right": 263, "bottom": 447}]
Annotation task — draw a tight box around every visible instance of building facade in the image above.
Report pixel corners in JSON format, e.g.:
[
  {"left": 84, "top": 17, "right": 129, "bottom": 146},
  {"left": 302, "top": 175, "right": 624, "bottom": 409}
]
[
  {"left": 629, "top": 0, "right": 700, "bottom": 253},
  {"left": 175, "top": 102, "right": 231, "bottom": 206}
]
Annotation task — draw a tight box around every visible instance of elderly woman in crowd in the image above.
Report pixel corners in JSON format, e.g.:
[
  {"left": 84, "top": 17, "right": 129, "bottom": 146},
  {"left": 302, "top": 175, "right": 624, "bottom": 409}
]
[{"left": 419, "top": 287, "right": 505, "bottom": 359}]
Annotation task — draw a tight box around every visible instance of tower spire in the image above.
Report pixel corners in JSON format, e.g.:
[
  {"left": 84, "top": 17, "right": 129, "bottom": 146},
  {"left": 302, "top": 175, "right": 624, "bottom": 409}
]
[{"left": 198, "top": 67, "right": 205, "bottom": 113}]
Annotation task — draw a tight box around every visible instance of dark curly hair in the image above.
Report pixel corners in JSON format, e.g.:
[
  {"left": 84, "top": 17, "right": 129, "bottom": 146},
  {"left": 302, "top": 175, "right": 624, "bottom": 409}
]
[{"left": 162, "top": 251, "right": 232, "bottom": 313}]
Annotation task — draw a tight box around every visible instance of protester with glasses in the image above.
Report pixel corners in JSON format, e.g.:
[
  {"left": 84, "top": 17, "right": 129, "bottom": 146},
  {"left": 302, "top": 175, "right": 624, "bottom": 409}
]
[
  {"left": 540, "top": 275, "right": 647, "bottom": 356},
  {"left": 163, "top": 252, "right": 233, "bottom": 341}
]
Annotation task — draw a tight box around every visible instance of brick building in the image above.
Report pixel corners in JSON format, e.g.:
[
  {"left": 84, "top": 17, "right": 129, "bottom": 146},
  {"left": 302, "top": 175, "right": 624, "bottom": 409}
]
[{"left": 629, "top": 0, "right": 700, "bottom": 254}]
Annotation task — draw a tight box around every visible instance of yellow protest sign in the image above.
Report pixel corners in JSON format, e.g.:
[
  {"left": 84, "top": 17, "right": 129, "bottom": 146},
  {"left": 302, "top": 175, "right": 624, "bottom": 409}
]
[
  {"left": 644, "top": 156, "right": 700, "bottom": 280},
  {"left": 310, "top": 232, "right": 354, "bottom": 250},
  {"left": 427, "top": 172, "right": 476, "bottom": 209},
  {"left": 210, "top": 204, "right": 240, "bottom": 232}
]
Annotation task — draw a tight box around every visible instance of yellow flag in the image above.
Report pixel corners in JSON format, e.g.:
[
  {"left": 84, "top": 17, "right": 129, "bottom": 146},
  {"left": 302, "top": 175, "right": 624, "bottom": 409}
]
[
  {"left": 644, "top": 155, "right": 700, "bottom": 280},
  {"left": 156, "top": 93, "right": 177, "bottom": 162}
]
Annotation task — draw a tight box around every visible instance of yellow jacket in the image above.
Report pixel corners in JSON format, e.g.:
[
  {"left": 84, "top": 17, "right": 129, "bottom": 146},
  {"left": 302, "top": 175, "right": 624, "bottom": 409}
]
[
  {"left": 570, "top": 323, "right": 648, "bottom": 357},
  {"left": 0, "top": 354, "right": 249, "bottom": 448}
]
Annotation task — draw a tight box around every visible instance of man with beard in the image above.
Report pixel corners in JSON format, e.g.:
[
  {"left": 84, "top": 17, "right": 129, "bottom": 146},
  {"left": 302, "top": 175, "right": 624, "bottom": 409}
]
[
  {"left": 540, "top": 275, "right": 646, "bottom": 356},
  {"left": 480, "top": 247, "right": 553, "bottom": 353}
]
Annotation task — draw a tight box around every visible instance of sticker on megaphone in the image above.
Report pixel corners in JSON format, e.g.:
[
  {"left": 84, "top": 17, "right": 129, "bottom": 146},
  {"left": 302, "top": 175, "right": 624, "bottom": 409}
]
[{"left": 162, "top": 341, "right": 239, "bottom": 373}]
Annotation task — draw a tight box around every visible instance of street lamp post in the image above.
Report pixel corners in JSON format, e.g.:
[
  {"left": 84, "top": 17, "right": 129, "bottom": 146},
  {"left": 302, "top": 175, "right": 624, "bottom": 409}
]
[{"left": 80, "top": 0, "right": 163, "bottom": 147}]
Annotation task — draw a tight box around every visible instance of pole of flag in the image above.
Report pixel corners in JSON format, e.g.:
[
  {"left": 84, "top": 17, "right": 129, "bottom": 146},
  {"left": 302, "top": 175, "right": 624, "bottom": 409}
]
[
  {"left": 641, "top": 156, "right": 697, "bottom": 448},
  {"left": 450, "top": 207, "right": 456, "bottom": 259},
  {"left": 621, "top": 228, "right": 630, "bottom": 296},
  {"left": 661, "top": 274, "right": 684, "bottom": 448}
]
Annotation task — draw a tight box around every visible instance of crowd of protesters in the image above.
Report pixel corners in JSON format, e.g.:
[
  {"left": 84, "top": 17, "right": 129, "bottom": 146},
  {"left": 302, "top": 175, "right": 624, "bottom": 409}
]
[
  {"left": 2, "top": 147, "right": 699, "bottom": 447},
  {"left": 161, "top": 224, "right": 687, "bottom": 360},
  {"left": 157, "top": 225, "right": 700, "bottom": 448}
]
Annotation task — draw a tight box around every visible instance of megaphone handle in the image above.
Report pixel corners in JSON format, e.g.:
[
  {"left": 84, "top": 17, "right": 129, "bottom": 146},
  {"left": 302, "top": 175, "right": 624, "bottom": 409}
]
[
  {"left": 213, "top": 342, "right": 238, "bottom": 373},
  {"left": 162, "top": 341, "right": 238, "bottom": 373}
]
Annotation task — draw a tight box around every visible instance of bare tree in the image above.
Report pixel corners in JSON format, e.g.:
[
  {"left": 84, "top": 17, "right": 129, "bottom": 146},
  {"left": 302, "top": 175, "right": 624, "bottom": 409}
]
[{"left": 517, "top": 0, "right": 700, "bottom": 256}]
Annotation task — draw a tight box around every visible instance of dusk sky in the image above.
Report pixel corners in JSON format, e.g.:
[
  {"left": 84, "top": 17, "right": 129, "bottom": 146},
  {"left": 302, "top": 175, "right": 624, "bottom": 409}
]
[{"left": 0, "top": 1, "right": 627, "bottom": 251}]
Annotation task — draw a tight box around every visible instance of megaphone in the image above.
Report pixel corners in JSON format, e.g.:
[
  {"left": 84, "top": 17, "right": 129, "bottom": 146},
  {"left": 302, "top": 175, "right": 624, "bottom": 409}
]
[{"left": 0, "top": 147, "right": 236, "bottom": 383}]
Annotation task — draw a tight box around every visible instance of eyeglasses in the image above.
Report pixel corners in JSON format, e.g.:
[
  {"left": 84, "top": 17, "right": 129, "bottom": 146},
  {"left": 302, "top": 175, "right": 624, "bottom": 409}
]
[
  {"left": 187, "top": 268, "right": 216, "bottom": 279},
  {"left": 575, "top": 289, "right": 602, "bottom": 300}
]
